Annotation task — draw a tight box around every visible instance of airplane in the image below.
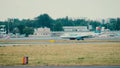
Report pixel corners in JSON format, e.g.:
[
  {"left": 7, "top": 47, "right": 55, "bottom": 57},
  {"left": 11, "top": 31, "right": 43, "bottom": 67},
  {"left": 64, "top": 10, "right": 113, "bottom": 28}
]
[{"left": 60, "top": 32, "right": 96, "bottom": 40}]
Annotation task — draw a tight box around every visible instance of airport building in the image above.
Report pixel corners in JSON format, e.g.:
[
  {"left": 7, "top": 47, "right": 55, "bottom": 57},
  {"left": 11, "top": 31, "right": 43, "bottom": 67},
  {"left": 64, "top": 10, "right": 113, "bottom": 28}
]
[
  {"left": 51, "top": 26, "right": 90, "bottom": 37},
  {"left": 29, "top": 27, "right": 51, "bottom": 37},
  {"left": 63, "top": 26, "right": 89, "bottom": 32}
]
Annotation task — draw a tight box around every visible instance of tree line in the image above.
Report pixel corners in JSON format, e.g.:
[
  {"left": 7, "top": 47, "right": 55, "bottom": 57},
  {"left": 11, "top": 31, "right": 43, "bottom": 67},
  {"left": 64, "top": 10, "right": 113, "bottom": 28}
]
[{"left": 0, "top": 14, "right": 120, "bottom": 36}]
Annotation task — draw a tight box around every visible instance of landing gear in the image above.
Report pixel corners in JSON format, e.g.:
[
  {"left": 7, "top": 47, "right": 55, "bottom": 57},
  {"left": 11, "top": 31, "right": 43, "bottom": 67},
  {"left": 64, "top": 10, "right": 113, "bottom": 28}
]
[
  {"left": 77, "top": 37, "right": 84, "bottom": 40},
  {"left": 69, "top": 38, "right": 76, "bottom": 40}
]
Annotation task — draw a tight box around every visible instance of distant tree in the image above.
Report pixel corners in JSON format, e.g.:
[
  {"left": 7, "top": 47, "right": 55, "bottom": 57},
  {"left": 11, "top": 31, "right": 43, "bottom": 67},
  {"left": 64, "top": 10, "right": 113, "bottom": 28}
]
[
  {"left": 1, "top": 14, "right": 120, "bottom": 34},
  {"left": 116, "top": 18, "right": 120, "bottom": 30},
  {"left": 64, "top": 16, "right": 74, "bottom": 26},
  {"left": 23, "top": 27, "right": 34, "bottom": 37},
  {"left": 13, "top": 27, "right": 19, "bottom": 34},
  {"left": 58, "top": 16, "right": 74, "bottom": 26},
  {"left": 35, "top": 14, "right": 53, "bottom": 28},
  {"left": 108, "top": 18, "right": 117, "bottom": 30},
  {"left": 5, "top": 18, "right": 21, "bottom": 33},
  {"left": 17, "top": 25, "right": 25, "bottom": 34},
  {"left": 89, "top": 21, "right": 101, "bottom": 31},
  {"left": 74, "top": 19, "right": 87, "bottom": 26},
  {"left": 21, "top": 19, "right": 34, "bottom": 27},
  {"left": 54, "top": 21, "right": 63, "bottom": 31}
]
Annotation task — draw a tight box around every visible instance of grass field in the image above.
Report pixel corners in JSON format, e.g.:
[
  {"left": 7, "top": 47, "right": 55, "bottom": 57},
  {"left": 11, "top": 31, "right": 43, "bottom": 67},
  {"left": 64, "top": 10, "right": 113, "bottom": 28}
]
[{"left": 0, "top": 40, "right": 120, "bottom": 66}]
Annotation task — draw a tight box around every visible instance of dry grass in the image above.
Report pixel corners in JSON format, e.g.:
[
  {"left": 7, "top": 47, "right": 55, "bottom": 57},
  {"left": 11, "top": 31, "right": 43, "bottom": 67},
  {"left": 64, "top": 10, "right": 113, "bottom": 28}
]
[{"left": 0, "top": 42, "right": 120, "bottom": 66}]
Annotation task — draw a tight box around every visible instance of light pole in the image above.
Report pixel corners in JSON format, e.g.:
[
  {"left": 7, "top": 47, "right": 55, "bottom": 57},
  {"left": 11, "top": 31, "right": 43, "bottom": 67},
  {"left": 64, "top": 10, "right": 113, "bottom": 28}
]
[{"left": 8, "top": 20, "right": 9, "bottom": 34}]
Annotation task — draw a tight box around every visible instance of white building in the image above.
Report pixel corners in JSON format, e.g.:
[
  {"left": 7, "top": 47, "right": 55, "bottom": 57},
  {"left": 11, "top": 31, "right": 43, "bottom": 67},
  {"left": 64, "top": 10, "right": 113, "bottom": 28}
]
[
  {"left": 0, "top": 25, "right": 6, "bottom": 38},
  {"left": 63, "top": 26, "right": 89, "bottom": 32},
  {"left": 29, "top": 27, "right": 51, "bottom": 37}
]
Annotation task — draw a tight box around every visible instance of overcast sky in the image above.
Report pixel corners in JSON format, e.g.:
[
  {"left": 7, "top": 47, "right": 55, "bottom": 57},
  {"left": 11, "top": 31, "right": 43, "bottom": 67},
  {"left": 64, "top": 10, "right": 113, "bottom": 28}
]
[{"left": 0, "top": 0, "right": 120, "bottom": 21}]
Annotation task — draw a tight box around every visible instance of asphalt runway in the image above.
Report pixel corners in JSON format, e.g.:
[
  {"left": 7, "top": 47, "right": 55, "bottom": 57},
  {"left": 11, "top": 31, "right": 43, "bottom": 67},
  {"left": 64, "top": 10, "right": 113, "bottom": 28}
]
[
  {"left": 0, "top": 37, "right": 120, "bottom": 46},
  {"left": 0, "top": 66, "right": 120, "bottom": 68}
]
